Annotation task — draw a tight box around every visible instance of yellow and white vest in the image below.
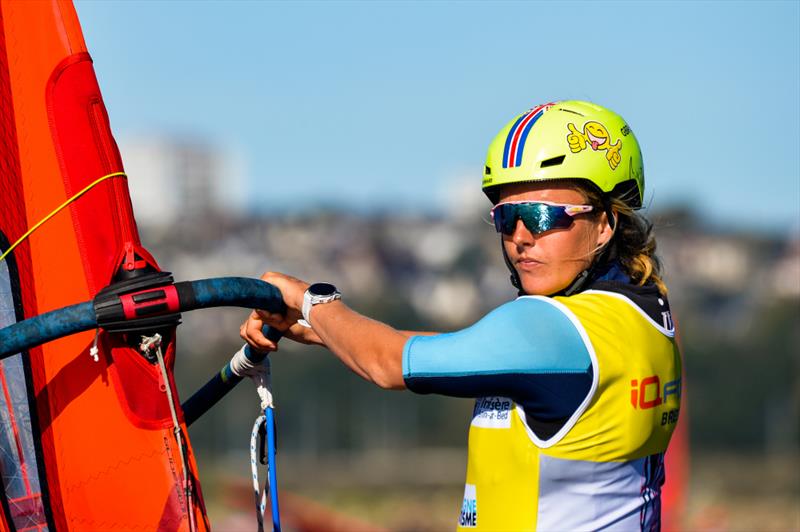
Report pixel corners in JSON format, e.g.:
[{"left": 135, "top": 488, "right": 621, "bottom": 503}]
[{"left": 457, "top": 290, "right": 681, "bottom": 531}]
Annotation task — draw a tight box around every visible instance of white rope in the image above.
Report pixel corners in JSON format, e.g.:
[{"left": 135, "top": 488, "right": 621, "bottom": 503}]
[
  {"left": 141, "top": 333, "right": 196, "bottom": 532},
  {"left": 89, "top": 329, "right": 100, "bottom": 362},
  {"left": 230, "top": 345, "right": 274, "bottom": 410},
  {"left": 250, "top": 415, "right": 269, "bottom": 532},
  {"left": 231, "top": 344, "right": 277, "bottom": 529}
]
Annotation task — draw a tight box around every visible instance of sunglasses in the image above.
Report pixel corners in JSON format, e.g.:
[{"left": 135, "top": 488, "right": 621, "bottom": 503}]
[{"left": 490, "top": 201, "right": 594, "bottom": 236}]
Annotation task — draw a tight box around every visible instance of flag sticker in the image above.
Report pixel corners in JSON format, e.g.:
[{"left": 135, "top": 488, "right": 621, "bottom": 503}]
[{"left": 502, "top": 103, "right": 555, "bottom": 168}]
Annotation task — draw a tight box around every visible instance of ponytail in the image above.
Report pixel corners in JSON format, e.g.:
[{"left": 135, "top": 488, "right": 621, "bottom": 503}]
[
  {"left": 608, "top": 197, "right": 668, "bottom": 295},
  {"left": 580, "top": 185, "right": 667, "bottom": 295}
]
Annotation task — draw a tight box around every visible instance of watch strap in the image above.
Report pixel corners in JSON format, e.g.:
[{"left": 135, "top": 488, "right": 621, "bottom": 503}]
[{"left": 300, "top": 285, "right": 341, "bottom": 327}]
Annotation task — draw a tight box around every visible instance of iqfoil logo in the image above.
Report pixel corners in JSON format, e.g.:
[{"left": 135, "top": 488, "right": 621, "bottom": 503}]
[
  {"left": 630, "top": 376, "right": 681, "bottom": 409},
  {"left": 630, "top": 375, "right": 682, "bottom": 427}
]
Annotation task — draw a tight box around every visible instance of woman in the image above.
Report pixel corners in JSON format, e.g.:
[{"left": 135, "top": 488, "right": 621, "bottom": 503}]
[{"left": 242, "top": 101, "right": 682, "bottom": 531}]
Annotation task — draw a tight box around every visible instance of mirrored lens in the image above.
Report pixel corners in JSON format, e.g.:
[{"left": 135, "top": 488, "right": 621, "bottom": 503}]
[{"left": 493, "top": 203, "right": 575, "bottom": 235}]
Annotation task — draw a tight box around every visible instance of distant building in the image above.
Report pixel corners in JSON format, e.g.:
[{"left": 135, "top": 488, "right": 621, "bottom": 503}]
[
  {"left": 771, "top": 239, "right": 800, "bottom": 298},
  {"left": 119, "top": 135, "right": 246, "bottom": 227}
]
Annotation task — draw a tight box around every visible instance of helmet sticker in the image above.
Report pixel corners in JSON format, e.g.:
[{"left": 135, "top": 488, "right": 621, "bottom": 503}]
[
  {"left": 566, "top": 121, "right": 622, "bottom": 170},
  {"left": 502, "top": 103, "right": 555, "bottom": 168}
]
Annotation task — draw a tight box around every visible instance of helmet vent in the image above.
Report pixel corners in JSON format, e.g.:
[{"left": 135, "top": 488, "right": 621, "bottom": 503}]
[
  {"left": 484, "top": 165, "right": 491, "bottom": 175},
  {"left": 540, "top": 155, "right": 566, "bottom": 168},
  {"left": 558, "top": 108, "right": 584, "bottom": 116}
]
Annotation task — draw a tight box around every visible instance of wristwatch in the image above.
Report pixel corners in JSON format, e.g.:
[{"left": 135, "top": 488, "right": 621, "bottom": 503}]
[{"left": 299, "top": 282, "right": 342, "bottom": 327}]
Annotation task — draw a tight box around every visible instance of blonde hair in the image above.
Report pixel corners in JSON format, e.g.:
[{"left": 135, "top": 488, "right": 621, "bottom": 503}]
[{"left": 582, "top": 187, "right": 668, "bottom": 295}]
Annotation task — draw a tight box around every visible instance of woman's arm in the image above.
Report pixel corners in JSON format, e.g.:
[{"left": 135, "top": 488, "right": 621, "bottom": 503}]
[
  {"left": 306, "top": 300, "right": 407, "bottom": 389},
  {"left": 242, "top": 272, "right": 594, "bottom": 431},
  {"left": 240, "top": 272, "right": 435, "bottom": 389}
]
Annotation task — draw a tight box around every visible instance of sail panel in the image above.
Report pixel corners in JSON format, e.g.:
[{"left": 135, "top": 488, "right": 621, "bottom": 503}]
[{"left": 0, "top": 1, "right": 209, "bottom": 529}]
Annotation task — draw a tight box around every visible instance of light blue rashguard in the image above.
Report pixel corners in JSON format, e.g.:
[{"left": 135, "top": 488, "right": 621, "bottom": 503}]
[{"left": 402, "top": 297, "right": 593, "bottom": 437}]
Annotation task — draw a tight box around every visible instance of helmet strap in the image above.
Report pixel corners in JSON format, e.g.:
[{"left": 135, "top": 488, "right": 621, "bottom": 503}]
[
  {"left": 604, "top": 199, "right": 617, "bottom": 231},
  {"left": 562, "top": 268, "right": 592, "bottom": 296},
  {"left": 499, "top": 238, "right": 524, "bottom": 295},
  {"left": 562, "top": 247, "right": 610, "bottom": 296},
  {"left": 562, "top": 223, "right": 619, "bottom": 296}
]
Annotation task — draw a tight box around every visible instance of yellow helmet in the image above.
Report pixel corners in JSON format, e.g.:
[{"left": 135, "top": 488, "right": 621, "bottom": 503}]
[{"left": 482, "top": 100, "right": 644, "bottom": 208}]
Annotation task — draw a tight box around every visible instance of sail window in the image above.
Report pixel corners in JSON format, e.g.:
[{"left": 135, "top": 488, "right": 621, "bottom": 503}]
[{"left": 0, "top": 248, "right": 48, "bottom": 531}]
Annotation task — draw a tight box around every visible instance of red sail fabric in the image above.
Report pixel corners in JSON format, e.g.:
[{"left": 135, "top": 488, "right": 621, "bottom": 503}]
[{"left": 0, "top": 1, "right": 208, "bottom": 529}]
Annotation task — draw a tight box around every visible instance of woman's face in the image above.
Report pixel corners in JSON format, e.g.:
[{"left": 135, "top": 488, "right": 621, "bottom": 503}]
[{"left": 498, "top": 182, "right": 613, "bottom": 296}]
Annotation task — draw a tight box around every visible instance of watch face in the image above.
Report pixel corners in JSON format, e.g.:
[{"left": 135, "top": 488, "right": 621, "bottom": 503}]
[{"left": 308, "top": 282, "right": 337, "bottom": 297}]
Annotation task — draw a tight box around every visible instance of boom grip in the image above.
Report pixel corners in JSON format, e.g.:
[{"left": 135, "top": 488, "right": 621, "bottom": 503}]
[
  {"left": 181, "top": 278, "right": 287, "bottom": 315},
  {"left": 0, "top": 276, "right": 286, "bottom": 361},
  {"left": 0, "top": 302, "right": 96, "bottom": 359}
]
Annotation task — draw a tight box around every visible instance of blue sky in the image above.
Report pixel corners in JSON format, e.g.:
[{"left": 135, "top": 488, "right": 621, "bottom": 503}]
[{"left": 75, "top": 1, "right": 799, "bottom": 233}]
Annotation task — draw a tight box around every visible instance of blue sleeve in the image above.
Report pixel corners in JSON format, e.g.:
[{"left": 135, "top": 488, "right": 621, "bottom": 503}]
[{"left": 402, "top": 297, "right": 592, "bottom": 422}]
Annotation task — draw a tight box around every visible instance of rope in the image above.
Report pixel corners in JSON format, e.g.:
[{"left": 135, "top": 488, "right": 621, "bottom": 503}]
[
  {"left": 142, "top": 333, "right": 197, "bottom": 532},
  {"left": 241, "top": 348, "right": 280, "bottom": 531},
  {"left": 250, "top": 415, "right": 269, "bottom": 531},
  {"left": 246, "top": 354, "right": 275, "bottom": 531},
  {"left": 0, "top": 172, "right": 127, "bottom": 263}
]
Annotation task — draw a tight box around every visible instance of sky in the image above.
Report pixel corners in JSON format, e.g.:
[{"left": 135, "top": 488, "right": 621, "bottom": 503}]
[{"left": 74, "top": 0, "right": 800, "bottom": 233}]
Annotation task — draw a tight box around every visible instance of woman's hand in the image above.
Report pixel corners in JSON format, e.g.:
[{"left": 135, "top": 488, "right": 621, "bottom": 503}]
[
  {"left": 240, "top": 271, "right": 325, "bottom": 351},
  {"left": 240, "top": 271, "right": 408, "bottom": 389},
  {"left": 240, "top": 309, "right": 325, "bottom": 351},
  {"left": 260, "top": 271, "right": 309, "bottom": 313}
]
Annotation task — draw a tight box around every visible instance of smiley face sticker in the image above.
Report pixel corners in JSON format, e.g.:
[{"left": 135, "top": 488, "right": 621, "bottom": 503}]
[{"left": 566, "top": 121, "right": 622, "bottom": 170}]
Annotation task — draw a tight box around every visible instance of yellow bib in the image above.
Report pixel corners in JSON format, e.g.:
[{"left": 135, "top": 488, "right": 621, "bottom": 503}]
[{"left": 457, "top": 291, "right": 681, "bottom": 531}]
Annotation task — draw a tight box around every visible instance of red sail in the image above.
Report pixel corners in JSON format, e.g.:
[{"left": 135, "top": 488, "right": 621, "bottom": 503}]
[{"left": 0, "top": 1, "right": 208, "bottom": 529}]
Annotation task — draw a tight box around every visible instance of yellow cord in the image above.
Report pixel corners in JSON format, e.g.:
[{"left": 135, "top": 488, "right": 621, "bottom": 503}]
[{"left": 0, "top": 172, "right": 127, "bottom": 263}]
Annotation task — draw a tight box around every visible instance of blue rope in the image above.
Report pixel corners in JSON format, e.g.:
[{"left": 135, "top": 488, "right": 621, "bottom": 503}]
[{"left": 265, "top": 406, "right": 281, "bottom": 531}]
